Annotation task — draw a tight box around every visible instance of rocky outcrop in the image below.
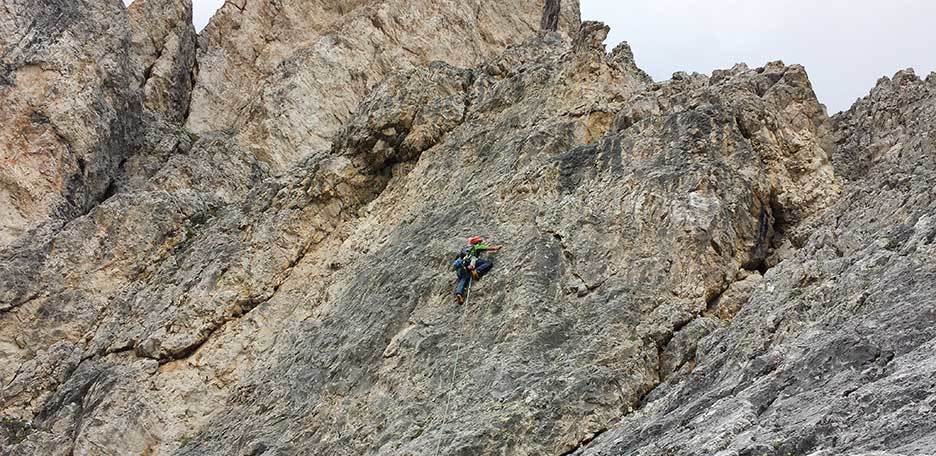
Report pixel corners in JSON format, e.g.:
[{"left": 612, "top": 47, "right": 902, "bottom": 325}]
[
  {"left": 186, "top": 0, "right": 581, "bottom": 169},
  {"left": 833, "top": 69, "right": 936, "bottom": 182},
  {"left": 128, "top": 0, "right": 197, "bottom": 123},
  {"left": 0, "top": 0, "right": 139, "bottom": 248},
  {"left": 0, "top": 0, "right": 195, "bottom": 249},
  {"left": 2, "top": 0, "right": 935, "bottom": 455},
  {"left": 574, "top": 69, "right": 936, "bottom": 456},
  {"left": 2, "top": 17, "right": 848, "bottom": 453}
]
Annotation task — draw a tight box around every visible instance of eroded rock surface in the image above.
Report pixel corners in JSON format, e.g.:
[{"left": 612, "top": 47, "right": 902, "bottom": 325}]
[
  {"left": 128, "top": 0, "right": 197, "bottom": 123},
  {"left": 575, "top": 70, "right": 936, "bottom": 456},
  {"left": 186, "top": 0, "right": 581, "bottom": 169},
  {"left": 0, "top": 0, "right": 139, "bottom": 247},
  {"left": 1, "top": 1, "right": 935, "bottom": 455}
]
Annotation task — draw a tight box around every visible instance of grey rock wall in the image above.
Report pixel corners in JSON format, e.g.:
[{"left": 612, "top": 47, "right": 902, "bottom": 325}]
[
  {"left": 128, "top": 0, "right": 197, "bottom": 123},
  {"left": 0, "top": 0, "right": 140, "bottom": 247},
  {"left": 186, "top": 0, "right": 581, "bottom": 170},
  {"left": 575, "top": 69, "right": 936, "bottom": 456},
  {"left": 1, "top": 1, "right": 934, "bottom": 455}
]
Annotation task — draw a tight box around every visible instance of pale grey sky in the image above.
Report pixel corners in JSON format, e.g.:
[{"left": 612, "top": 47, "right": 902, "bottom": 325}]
[
  {"left": 123, "top": 0, "right": 223, "bottom": 31},
  {"left": 582, "top": 0, "right": 936, "bottom": 113},
  {"left": 190, "top": 0, "right": 223, "bottom": 31},
  {"left": 127, "top": 0, "right": 935, "bottom": 113}
]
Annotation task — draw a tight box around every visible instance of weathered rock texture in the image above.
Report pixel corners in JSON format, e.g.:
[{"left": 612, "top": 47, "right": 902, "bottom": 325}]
[
  {"left": 0, "top": 0, "right": 139, "bottom": 248},
  {"left": 573, "top": 71, "right": 936, "bottom": 456},
  {"left": 186, "top": 0, "right": 581, "bottom": 169},
  {"left": 128, "top": 0, "right": 197, "bottom": 123},
  {"left": 2, "top": 1, "right": 935, "bottom": 455}
]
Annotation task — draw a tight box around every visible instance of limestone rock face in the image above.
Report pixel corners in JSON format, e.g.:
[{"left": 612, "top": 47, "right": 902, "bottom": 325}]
[
  {"left": 833, "top": 69, "right": 936, "bottom": 182},
  {"left": 576, "top": 70, "right": 936, "bottom": 456},
  {"left": 128, "top": 0, "right": 197, "bottom": 123},
  {"left": 186, "top": 0, "right": 581, "bottom": 169},
  {"left": 2, "top": 19, "right": 846, "bottom": 454},
  {"left": 0, "top": 0, "right": 139, "bottom": 247},
  {"left": 2, "top": 1, "right": 936, "bottom": 455}
]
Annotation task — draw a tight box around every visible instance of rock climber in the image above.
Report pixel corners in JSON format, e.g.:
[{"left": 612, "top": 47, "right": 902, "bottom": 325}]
[{"left": 453, "top": 236, "right": 503, "bottom": 304}]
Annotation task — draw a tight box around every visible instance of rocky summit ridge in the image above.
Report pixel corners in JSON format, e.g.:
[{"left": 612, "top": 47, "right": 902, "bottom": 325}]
[{"left": 1, "top": 0, "right": 934, "bottom": 455}]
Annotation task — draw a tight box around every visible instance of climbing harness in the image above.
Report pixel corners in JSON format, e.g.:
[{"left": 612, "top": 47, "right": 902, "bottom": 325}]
[{"left": 432, "top": 284, "right": 472, "bottom": 455}]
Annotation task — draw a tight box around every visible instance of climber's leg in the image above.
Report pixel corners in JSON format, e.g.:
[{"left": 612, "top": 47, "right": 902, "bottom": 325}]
[
  {"left": 475, "top": 259, "right": 493, "bottom": 278},
  {"left": 454, "top": 267, "right": 471, "bottom": 301}
]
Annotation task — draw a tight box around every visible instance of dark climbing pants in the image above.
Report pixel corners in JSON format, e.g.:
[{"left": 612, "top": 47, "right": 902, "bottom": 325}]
[
  {"left": 454, "top": 259, "right": 493, "bottom": 296},
  {"left": 475, "top": 259, "right": 493, "bottom": 276}
]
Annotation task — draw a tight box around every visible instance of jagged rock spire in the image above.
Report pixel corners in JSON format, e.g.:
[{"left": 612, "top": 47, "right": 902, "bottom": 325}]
[
  {"left": 541, "top": 0, "right": 561, "bottom": 31},
  {"left": 186, "top": 0, "right": 582, "bottom": 170},
  {"left": 128, "top": 0, "right": 196, "bottom": 123}
]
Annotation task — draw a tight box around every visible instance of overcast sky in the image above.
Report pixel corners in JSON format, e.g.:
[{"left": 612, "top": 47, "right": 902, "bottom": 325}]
[
  {"left": 190, "top": 0, "right": 223, "bottom": 31},
  {"left": 583, "top": 0, "right": 936, "bottom": 113},
  {"left": 129, "top": 0, "right": 934, "bottom": 113},
  {"left": 123, "top": 0, "right": 222, "bottom": 31}
]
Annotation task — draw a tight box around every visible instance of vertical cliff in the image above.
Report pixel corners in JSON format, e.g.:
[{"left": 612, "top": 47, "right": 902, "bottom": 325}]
[
  {"left": 1, "top": 1, "right": 934, "bottom": 455},
  {"left": 186, "top": 0, "right": 581, "bottom": 169},
  {"left": 0, "top": 0, "right": 140, "bottom": 247},
  {"left": 576, "top": 68, "right": 936, "bottom": 456}
]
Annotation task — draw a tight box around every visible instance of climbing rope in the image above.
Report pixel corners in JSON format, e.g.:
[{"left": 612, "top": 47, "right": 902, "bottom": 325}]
[{"left": 432, "top": 284, "right": 472, "bottom": 455}]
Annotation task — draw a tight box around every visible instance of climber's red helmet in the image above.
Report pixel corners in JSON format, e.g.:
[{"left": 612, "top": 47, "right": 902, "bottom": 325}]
[{"left": 468, "top": 236, "right": 483, "bottom": 245}]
